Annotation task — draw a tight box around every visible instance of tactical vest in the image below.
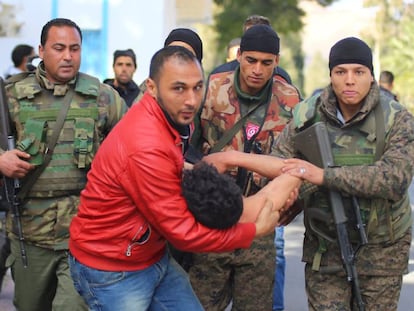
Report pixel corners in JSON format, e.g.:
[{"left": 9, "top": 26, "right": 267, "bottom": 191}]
[
  {"left": 293, "top": 94, "right": 412, "bottom": 247},
  {"left": 8, "top": 73, "right": 101, "bottom": 198}
]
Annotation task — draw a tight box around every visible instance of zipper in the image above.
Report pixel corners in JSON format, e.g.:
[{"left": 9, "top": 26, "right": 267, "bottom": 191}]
[{"left": 125, "top": 224, "right": 151, "bottom": 257}]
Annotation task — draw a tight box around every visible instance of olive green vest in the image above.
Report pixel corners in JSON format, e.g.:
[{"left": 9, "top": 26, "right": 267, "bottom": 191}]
[
  {"left": 293, "top": 94, "right": 412, "bottom": 245},
  {"left": 8, "top": 73, "right": 100, "bottom": 197}
]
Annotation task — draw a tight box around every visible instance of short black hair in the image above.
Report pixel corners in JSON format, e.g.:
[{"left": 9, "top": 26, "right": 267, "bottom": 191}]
[
  {"left": 113, "top": 49, "right": 137, "bottom": 68},
  {"left": 149, "top": 45, "right": 197, "bottom": 82},
  {"left": 379, "top": 70, "right": 394, "bottom": 84},
  {"left": 243, "top": 15, "right": 270, "bottom": 32},
  {"left": 182, "top": 162, "right": 243, "bottom": 229},
  {"left": 227, "top": 37, "right": 241, "bottom": 50},
  {"left": 41, "top": 18, "right": 82, "bottom": 46},
  {"left": 11, "top": 44, "right": 34, "bottom": 67}
]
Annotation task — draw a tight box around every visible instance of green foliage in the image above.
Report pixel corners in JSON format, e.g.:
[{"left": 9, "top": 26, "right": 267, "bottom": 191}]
[
  {"left": 303, "top": 51, "right": 330, "bottom": 98},
  {"left": 210, "top": 0, "right": 339, "bottom": 93},
  {"left": 364, "top": 0, "right": 414, "bottom": 112},
  {"left": 279, "top": 32, "right": 306, "bottom": 95},
  {"left": 213, "top": 0, "right": 305, "bottom": 52}
]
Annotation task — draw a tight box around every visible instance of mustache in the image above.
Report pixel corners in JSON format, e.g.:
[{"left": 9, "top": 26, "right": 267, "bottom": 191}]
[{"left": 182, "top": 106, "right": 196, "bottom": 113}]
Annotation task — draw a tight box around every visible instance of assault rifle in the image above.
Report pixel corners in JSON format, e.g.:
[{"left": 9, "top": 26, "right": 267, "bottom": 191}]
[
  {"left": 0, "top": 77, "right": 27, "bottom": 267},
  {"left": 294, "top": 122, "right": 367, "bottom": 311}
]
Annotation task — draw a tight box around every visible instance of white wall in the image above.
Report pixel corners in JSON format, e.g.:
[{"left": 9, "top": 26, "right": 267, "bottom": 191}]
[
  {"left": 104, "top": 0, "right": 176, "bottom": 83},
  {"left": 0, "top": 0, "right": 177, "bottom": 84},
  {"left": 0, "top": 0, "right": 49, "bottom": 78}
]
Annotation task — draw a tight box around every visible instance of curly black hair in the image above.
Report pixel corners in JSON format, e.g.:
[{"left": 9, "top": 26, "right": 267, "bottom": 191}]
[{"left": 182, "top": 161, "right": 243, "bottom": 229}]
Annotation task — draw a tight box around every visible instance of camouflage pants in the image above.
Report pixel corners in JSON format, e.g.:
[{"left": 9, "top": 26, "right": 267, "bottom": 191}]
[
  {"left": 305, "top": 263, "right": 403, "bottom": 311},
  {"left": 188, "top": 233, "right": 275, "bottom": 311}
]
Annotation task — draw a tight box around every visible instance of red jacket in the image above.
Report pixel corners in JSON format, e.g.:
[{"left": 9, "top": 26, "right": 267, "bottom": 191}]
[{"left": 69, "top": 93, "right": 256, "bottom": 271}]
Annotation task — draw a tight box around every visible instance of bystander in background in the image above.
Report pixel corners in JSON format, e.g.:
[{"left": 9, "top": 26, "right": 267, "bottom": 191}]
[
  {"left": 379, "top": 70, "right": 398, "bottom": 101},
  {"left": 104, "top": 48, "right": 142, "bottom": 107},
  {"left": 225, "top": 37, "right": 241, "bottom": 63},
  {"left": 3, "top": 44, "right": 35, "bottom": 79}
]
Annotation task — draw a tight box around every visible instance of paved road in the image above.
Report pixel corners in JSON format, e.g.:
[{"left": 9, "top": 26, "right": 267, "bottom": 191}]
[
  {"left": 1, "top": 206, "right": 414, "bottom": 310},
  {"left": 0, "top": 269, "right": 12, "bottom": 310},
  {"left": 284, "top": 213, "right": 414, "bottom": 311}
]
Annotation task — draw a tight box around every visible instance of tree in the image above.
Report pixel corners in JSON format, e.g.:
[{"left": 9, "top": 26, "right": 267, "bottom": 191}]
[
  {"left": 279, "top": 32, "right": 305, "bottom": 94},
  {"left": 213, "top": 0, "right": 303, "bottom": 52},
  {"left": 303, "top": 51, "right": 329, "bottom": 98},
  {"left": 363, "top": 0, "right": 414, "bottom": 112},
  {"left": 210, "top": 0, "right": 338, "bottom": 93}
]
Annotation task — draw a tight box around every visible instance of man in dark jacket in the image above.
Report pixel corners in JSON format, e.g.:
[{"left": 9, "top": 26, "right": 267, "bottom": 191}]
[{"left": 104, "top": 49, "right": 142, "bottom": 107}]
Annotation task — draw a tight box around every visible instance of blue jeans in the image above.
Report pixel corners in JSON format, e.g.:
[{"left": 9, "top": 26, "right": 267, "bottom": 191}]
[
  {"left": 69, "top": 251, "right": 203, "bottom": 311},
  {"left": 272, "top": 226, "right": 286, "bottom": 311}
]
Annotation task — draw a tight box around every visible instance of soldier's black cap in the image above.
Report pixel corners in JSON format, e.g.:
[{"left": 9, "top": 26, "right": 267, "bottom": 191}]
[
  {"left": 329, "top": 37, "right": 373, "bottom": 74},
  {"left": 240, "top": 24, "right": 280, "bottom": 55}
]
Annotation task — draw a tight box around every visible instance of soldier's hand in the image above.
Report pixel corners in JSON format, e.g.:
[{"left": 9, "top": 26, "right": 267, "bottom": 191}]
[
  {"left": 0, "top": 149, "right": 34, "bottom": 178},
  {"left": 254, "top": 199, "right": 279, "bottom": 238},
  {"left": 282, "top": 158, "right": 324, "bottom": 186}
]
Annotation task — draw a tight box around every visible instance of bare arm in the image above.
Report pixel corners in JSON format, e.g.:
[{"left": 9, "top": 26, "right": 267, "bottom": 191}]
[
  {"left": 246, "top": 174, "right": 302, "bottom": 237},
  {"left": 202, "top": 150, "right": 286, "bottom": 179}
]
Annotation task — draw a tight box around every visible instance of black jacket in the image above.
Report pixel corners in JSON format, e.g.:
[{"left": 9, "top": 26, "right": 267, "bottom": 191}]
[{"left": 103, "top": 79, "right": 141, "bottom": 107}]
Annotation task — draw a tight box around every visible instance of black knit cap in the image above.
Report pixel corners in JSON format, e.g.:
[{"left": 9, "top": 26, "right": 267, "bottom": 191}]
[
  {"left": 164, "top": 28, "right": 203, "bottom": 63},
  {"left": 113, "top": 49, "right": 136, "bottom": 68},
  {"left": 329, "top": 37, "right": 373, "bottom": 74},
  {"left": 240, "top": 24, "right": 280, "bottom": 55}
]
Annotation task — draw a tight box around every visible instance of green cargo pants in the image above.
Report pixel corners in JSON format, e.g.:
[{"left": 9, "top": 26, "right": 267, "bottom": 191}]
[{"left": 7, "top": 238, "right": 87, "bottom": 311}]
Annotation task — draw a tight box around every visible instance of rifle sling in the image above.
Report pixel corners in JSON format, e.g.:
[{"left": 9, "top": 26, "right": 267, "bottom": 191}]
[
  {"left": 17, "top": 90, "right": 75, "bottom": 202},
  {"left": 374, "top": 100, "right": 385, "bottom": 161},
  {"left": 209, "top": 101, "right": 262, "bottom": 154}
]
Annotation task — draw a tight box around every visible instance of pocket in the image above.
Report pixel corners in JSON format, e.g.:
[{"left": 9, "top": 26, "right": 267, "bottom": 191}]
[
  {"left": 17, "top": 119, "right": 48, "bottom": 166},
  {"left": 73, "top": 117, "right": 95, "bottom": 168},
  {"left": 125, "top": 223, "right": 151, "bottom": 257}
]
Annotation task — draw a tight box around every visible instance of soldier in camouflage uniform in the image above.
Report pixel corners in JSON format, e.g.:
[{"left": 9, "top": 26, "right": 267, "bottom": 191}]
[
  {"left": 189, "top": 25, "right": 301, "bottom": 311},
  {"left": 0, "top": 18, "right": 127, "bottom": 311},
  {"left": 273, "top": 37, "right": 414, "bottom": 310}
]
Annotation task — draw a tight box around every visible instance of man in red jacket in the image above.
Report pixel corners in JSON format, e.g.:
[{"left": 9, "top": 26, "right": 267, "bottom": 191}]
[{"left": 68, "top": 46, "right": 300, "bottom": 311}]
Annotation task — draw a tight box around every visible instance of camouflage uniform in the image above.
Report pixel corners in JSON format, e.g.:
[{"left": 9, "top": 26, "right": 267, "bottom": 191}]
[
  {"left": 189, "top": 68, "right": 300, "bottom": 310},
  {"left": 272, "top": 83, "right": 414, "bottom": 310},
  {"left": 2, "top": 63, "right": 126, "bottom": 311}
]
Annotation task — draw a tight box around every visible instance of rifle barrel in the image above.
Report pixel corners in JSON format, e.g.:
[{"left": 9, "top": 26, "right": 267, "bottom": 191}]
[{"left": 0, "top": 77, "right": 28, "bottom": 268}]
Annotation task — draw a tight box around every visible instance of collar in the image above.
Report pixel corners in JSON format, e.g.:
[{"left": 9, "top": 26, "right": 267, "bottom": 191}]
[
  {"left": 320, "top": 82, "right": 380, "bottom": 125},
  {"left": 233, "top": 66, "right": 272, "bottom": 105},
  {"left": 37, "top": 61, "right": 76, "bottom": 96}
]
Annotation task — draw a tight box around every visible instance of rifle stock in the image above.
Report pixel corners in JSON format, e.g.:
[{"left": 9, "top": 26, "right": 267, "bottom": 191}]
[
  {"left": 294, "top": 122, "right": 365, "bottom": 311},
  {"left": 0, "top": 77, "right": 28, "bottom": 267}
]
